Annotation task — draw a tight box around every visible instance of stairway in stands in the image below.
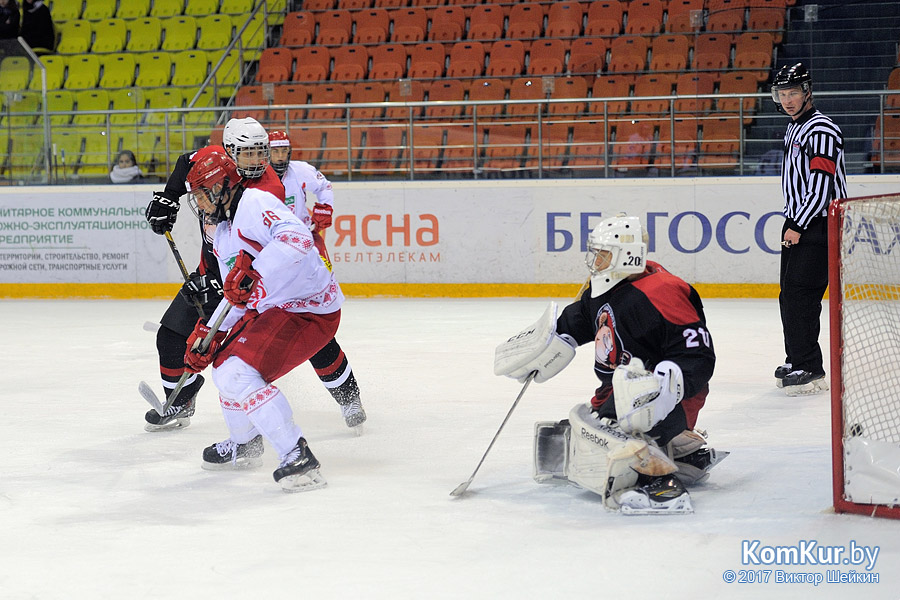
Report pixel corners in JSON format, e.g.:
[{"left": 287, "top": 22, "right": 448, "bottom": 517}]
[{"left": 746, "top": 0, "right": 900, "bottom": 172}]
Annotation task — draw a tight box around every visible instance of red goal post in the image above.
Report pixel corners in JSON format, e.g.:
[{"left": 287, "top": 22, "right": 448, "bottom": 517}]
[{"left": 829, "top": 193, "right": 900, "bottom": 519}]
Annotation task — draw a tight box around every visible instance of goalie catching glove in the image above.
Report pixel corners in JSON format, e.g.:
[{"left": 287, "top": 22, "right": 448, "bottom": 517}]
[
  {"left": 494, "top": 302, "right": 577, "bottom": 383},
  {"left": 613, "top": 358, "right": 684, "bottom": 434}
]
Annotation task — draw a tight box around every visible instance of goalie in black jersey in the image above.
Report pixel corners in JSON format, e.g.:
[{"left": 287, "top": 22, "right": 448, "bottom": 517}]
[{"left": 494, "top": 213, "right": 726, "bottom": 514}]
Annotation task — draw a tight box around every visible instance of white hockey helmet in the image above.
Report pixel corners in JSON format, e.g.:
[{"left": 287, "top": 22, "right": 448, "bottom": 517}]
[
  {"left": 222, "top": 117, "right": 270, "bottom": 178},
  {"left": 584, "top": 214, "right": 647, "bottom": 297}
]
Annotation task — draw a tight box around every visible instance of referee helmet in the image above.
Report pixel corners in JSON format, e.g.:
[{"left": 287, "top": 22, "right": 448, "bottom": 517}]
[{"left": 771, "top": 63, "right": 812, "bottom": 114}]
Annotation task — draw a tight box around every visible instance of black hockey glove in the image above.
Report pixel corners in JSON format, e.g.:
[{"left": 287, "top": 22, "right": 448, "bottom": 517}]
[
  {"left": 145, "top": 192, "right": 180, "bottom": 235},
  {"left": 180, "top": 272, "right": 223, "bottom": 305}
]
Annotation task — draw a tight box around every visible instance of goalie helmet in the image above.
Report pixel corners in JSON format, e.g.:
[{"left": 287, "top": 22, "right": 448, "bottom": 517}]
[
  {"left": 267, "top": 130, "right": 292, "bottom": 177},
  {"left": 770, "top": 62, "right": 812, "bottom": 115},
  {"left": 585, "top": 214, "right": 647, "bottom": 297},
  {"left": 186, "top": 150, "right": 241, "bottom": 225},
  {"left": 223, "top": 117, "right": 270, "bottom": 178}
]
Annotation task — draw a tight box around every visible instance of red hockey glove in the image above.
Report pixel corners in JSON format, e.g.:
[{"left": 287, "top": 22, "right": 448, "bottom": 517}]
[
  {"left": 184, "top": 319, "right": 227, "bottom": 373},
  {"left": 223, "top": 250, "right": 260, "bottom": 307},
  {"left": 312, "top": 202, "right": 333, "bottom": 230}
]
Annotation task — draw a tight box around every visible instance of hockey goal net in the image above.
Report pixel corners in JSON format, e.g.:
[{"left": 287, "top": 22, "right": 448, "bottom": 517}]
[{"left": 829, "top": 193, "right": 900, "bottom": 518}]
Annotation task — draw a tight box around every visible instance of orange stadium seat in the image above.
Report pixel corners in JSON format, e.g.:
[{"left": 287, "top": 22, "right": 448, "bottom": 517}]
[
  {"left": 591, "top": 76, "right": 632, "bottom": 115},
  {"left": 273, "top": 84, "right": 311, "bottom": 121},
  {"left": 425, "top": 79, "right": 466, "bottom": 118},
  {"left": 656, "top": 117, "right": 699, "bottom": 172},
  {"left": 625, "top": 0, "right": 664, "bottom": 35},
  {"left": 608, "top": 35, "right": 649, "bottom": 74},
  {"left": 305, "top": 0, "right": 336, "bottom": 10},
  {"left": 292, "top": 47, "right": 331, "bottom": 82},
  {"left": 317, "top": 10, "right": 353, "bottom": 45},
  {"left": 257, "top": 48, "right": 294, "bottom": 83},
  {"left": 468, "top": 78, "right": 507, "bottom": 117},
  {"left": 747, "top": 7, "right": 785, "bottom": 43},
  {"left": 280, "top": 12, "right": 315, "bottom": 47},
  {"left": 348, "top": 81, "right": 386, "bottom": 120},
  {"left": 319, "top": 126, "right": 362, "bottom": 174},
  {"left": 674, "top": 72, "right": 716, "bottom": 115},
  {"left": 428, "top": 6, "right": 466, "bottom": 42},
  {"left": 468, "top": 5, "right": 505, "bottom": 42},
  {"left": 288, "top": 126, "right": 325, "bottom": 165},
  {"left": 699, "top": 116, "right": 742, "bottom": 171},
  {"left": 568, "top": 37, "right": 607, "bottom": 75},
  {"left": 507, "top": 3, "right": 544, "bottom": 39},
  {"left": 391, "top": 8, "right": 428, "bottom": 43},
  {"left": 568, "top": 120, "right": 607, "bottom": 170},
  {"left": 693, "top": 33, "right": 733, "bottom": 71},
  {"left": 548, "top": 76, "right": 588, "bottom": 116},
  {"left": 370, "top": 44, "right": 408, "bottom": 80},
  {"left": 360, "top": 125, "right": 405, "bottom": 174},
  {"left": 338, "top": 0, "right": 370, "bottom": 9},
  {"left": 483, "top": 122, "right": 529, "bottom": 172},
  {"left": 354, "top": 9, "right": 391, "bottom": 44},
  {"left": 507, "top": 77, "right": 544, "bottom": 117},
  {"left": 384, "top": 80, "right": 426, "bottom": 119},
  {"left": 585, "top": 1, "right": 623, "bottom": 37},
  {"left": 408, "top": 43, "right": 447, "bottom": 79},
  {"left": 307, "top": 84, "right": 348, "bottom": 121},
  {"left": 331, "top": 45, "right": 370, "bottom": 82},
  {"left": 374, "top": 0, "right": 405, "bottom": 7},
  {"left": 649, "top": 34, "right": 690, "bottom": 73},
  {"left": 529, "top": 120, "right": 570, "bottom": 168},
  {"left": 735, "top": 32, "right": 774, "bottom": 80},
  {"left": 666, "top": 0, "right": 704, "bottom": 32},
  {"left": 546, "top": 2, "right": 584, "bottom": 38},
  {"left": 441, "top": 123, "right": 477, "bottom": 174},
  {"left": 631, "top": 73, "right": 676, "bottom": 115},
  {"left": 410, "top": 124, "right": 444, "bottom": 173},
  {"left": 234, "top": 85, "right": 267, "bottom": 121},
  {"left": 528, "top": 39, "right": 567, "bottom": 75},
  {"left": 707, "top": 0, "right": 746, "bottom": 33},
  {"left": 447, "top": 42, "right": 486, "bottom": 79},
  {"left": 717, "top": 72, "right": 758, "bottom": 116},
  {"left": 486, "top": 40, "right": 525, "bottom": 78},
  {"left": 611, "top": 119, "right": 654, "bottom": 172}
]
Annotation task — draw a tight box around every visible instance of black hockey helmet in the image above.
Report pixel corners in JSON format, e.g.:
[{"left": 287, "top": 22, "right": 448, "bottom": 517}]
[{"left": 770, "top": 63, "right": 812, "bottom": 114}]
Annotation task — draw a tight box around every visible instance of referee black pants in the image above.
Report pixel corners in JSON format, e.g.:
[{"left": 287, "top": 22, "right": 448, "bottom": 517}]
[{"left": 779, "top": 216, "right": 828, "bottom": 375}]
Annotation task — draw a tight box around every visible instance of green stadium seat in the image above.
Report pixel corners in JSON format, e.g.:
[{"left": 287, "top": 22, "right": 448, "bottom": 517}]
[
  {"left": 92, "top": 19, "right": 128, "bottom": 53},
  {"left": 135, "top": 52, "right": 174, "bottom": 87},
  {"left": 162, "top": 16, "right": 198, "bottom": 51},
  {"left": 46, "top": 90, "right": 75, "bottom": 125},
  {"left": 99, "top": 53, "right": 137, "bottom": 88},
  {"left": 46, "top": 0, "right": 83, "bottom": 22},
  {"left": 150, "top": 0, "right": 184, "bottom": 17},
  {"left": 126, "top": 17, "right": 162, "bottom": 52},
  {"left": 116, "top": 0, "right": 151, "bottom": 19},
  {"left": 83, "top": 0, "right": 117, "bottom": 21},
  {"left": 64, "top": 56, "right": 101, "bottom": 90},
  {"left": 197, "top": 15, "right": 234, "bottom": 50},
  {"left": 1, "top": 57, "right": 33, "bottom": 92},
  {"left": 171, "top": 50, "right": 210, "bottom": 87},
  {"left": 185, "top": 0, "right": 220, "bottom": 16},
  {"left": 73, "top": 90, "right": 112, "bottom": 125},
  {"left": 56, "top": 21, "right": 93, "bottom": 54},
  {"left": 28, "top": 55, "right": 66, "bottom": 91}
]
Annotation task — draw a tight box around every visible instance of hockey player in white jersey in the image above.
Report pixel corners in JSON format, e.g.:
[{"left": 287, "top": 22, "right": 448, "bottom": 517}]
[
  {"left": 267, "top": 130, "right": 366, "bottom": 430},
  {"left": 183, "top": 149, "right": 343, "bottom": 492},
  {"left": 494, "top": 214, "right": 726, "bottom": 514}
]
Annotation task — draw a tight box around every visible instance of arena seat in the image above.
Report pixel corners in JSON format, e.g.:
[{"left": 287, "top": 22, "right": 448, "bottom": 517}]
[
  {"left": 126, "top": 17, "right": 162, "bottom": 52},
  {"left": 331, "top": 45, "right": 370, "bottom": 82},
  {"left": 546, "top": 2, "right": 584, "bottom": 38},
  {"left": 428, "top": 5, "right": 466, "bottom": 42},
  {"left": 116, "top": 0, "right": 150, "bottom": 19},
  {"left": 585, "top": 1, "right": 623, "bottom": 37},
  {"left": 92, "top": 19, "right": 127, "bottom": 53},
  {"left": 447, "top": 41, "right": 485, "bottom": 79},
  {"left": 467, "top": 5, "right": 505, "bottom": 42},
  {"left": 528, "top": 39, "right": 567, "bottom": 76},
  {"left": 370, "top": 44, "right": 408, "bottom": 80},
  {"left": 625, "top": 0, "right": 664, "bottom": 35}
]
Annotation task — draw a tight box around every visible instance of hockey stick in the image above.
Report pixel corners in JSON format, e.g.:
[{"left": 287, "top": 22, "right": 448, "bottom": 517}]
[
  {"left": 164, "top": 230, "right": 206, "bottom": 317},
  {"left": 450, "top": 371, "right": 537, "bottom": 497}
]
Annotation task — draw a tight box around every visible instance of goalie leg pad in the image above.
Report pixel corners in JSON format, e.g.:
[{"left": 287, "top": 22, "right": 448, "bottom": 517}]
[
  {"left": 666, "top": 429, "right": 729, "bottom": 485},
  {"left": 566, "top": 403, "right": 678, "bottom": 510},
  {"left": 534, "top": 420, "right": 571, "bottom": 483}
]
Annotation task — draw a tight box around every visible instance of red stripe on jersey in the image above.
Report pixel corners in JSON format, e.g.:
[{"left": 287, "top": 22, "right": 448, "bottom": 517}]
[
  {"left": 314, "top": 349, "right": 346, "bottom": 377},
  {"left": 810, "top": 156, "right": 835, "bottom": 174},
  {"left": 681, "top": 385, "right": 708, "bottom": 429},
  {"left": 631, "top": 262, "right": 701, "bottom": 326},
  {"left": 237, "top": 230, "right": 265, "bottom": 254},
  {"left": 246, "top": 165, "right": 286, "bottom": 202}
]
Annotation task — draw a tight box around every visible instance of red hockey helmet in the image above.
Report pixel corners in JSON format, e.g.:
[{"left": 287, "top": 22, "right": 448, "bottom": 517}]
[
  {"left": 186, "top": 150, "right": 241, "bottom": 224},
  {"left": 268, "top": 130, "right": 292, "bottom": 177}
]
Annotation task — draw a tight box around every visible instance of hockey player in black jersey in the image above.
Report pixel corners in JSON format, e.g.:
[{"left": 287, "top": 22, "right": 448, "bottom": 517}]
[{"left": 494, "top": 214, "right": 725, "bottom": 514}]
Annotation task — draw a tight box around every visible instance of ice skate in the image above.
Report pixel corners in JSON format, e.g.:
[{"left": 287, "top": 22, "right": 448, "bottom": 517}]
[
  {"left": 274, "top": 437, "right": 327, "bottom": 492},
  {"left": 339, "top": 397, "right": 366, "bottom": 435},
  {"left": 774, "top": 363, "right": 792, "bottom": 388},
  {"left": 782, "top": 370, "right": 828, "bottom": 396},
  {"left": 144, "top": 376, "right": 203, "bottom": 432},
  {"left": 202, "top": 435, "right": 264, "bottom": 470},
  {"left": 674, "top": 447, "right": 729, "bottom": 485},
  {"left": 616, "top": 475, "right": 694, "bottom": 515}
]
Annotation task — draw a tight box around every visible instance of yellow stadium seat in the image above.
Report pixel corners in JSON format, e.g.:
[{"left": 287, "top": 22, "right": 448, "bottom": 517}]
[
  {"left": 126, "top": 17, "right": 162, "bottom": 52},
  {"left": 99, "top": 53, "right": 137, "bottom": 88},
  {"left": 28, "top": 55, "right": 66, "bottom": 91},
  {"left": 184, "top": 87, "right": 218, "bottom": 125},
  {"left": 232, "top": 13, "right": 265, "bottom": 60},
  {"left": 171, "top": 50, "right": 210, "bottom": 87},
  {"left": 56, "top": 21, "right": 93, "bottom": 54},
  {"left": 116, "top": 0, "right": 151, "bottom": 19},
  {"left": 80, "top": 132, "right": 116, "bottom": 176},
  {"left": 46, "top": 90, "right": 75, "bottom": 125},
  {"left": 92, "top": 18, "right": 127, "bottom": 53},
  {"left": 73, "top": 90, "right": 112, "bottom": 125},
  {"left": 64, "top": 55, "right": 101, "bottom": 90},
  {"left": 145, "top": 88, "right": 184, "bottom": 125},
  {"left": 83, "top": 0, "right": 117, "bottom": 20},
  {"left": 220, "top": 0, "right": 254, "bottom": 15},
  {"left": 161, "top": 16, "right": 198, "bottom": 51},
  {"left": 1, "top": 57, "right": 33, "bottom": 92},
  {"left": 185, "top": 0, "right": 220, "bottom": 16},
  {"left": 265, "top": 0, "right": 287, "bottom": 25},
  {"left": 109, "top": 88, "right": 145, "bottom": 126},
  {"left": 150, "top": 0, "right": 184, "bottom": 17},
  {"left": 207, "top": 49, "right": 242, "bottom": 98},
  {"left": 135, "top": 52, "right": 173, "bottom": 87},
  {"left": 10, "top": 131, "right": 44, "bottom": 178},
  {"left": 52, "top": 129, "right": 86, "bottom": 172},
  {"left": 47, "top": 0, "right": 83, "bottom": 22},
  {"left": 6, "top": 92, "right": 41, "bottom": 126},
  {"left": 197, "top": 14, "right": 233, "bottom": 50}
]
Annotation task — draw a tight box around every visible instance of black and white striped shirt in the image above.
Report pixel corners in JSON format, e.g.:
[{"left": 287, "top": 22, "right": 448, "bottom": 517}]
[{"left": 781, "top": 108, "right": 848, "bottom": 230}]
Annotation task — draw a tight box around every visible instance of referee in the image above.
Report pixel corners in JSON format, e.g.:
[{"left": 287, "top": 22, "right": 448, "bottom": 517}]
[{"left": 771, "top": 63, "right": 847, "bottom": 396}]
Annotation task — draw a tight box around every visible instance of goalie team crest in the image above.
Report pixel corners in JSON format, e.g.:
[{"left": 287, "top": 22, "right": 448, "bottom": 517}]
[{"left": 594, "top": 304, "right": 632, "bottom": 374}]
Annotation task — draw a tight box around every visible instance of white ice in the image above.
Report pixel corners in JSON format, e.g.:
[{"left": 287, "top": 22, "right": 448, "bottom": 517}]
[{"left": 2, "top": 297, "right": 899, "bottom": 600}]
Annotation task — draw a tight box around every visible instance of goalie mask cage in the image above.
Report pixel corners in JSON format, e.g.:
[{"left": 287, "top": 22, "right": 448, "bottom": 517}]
[{"left": 829, "top": 193, "right": 900, "bottom": 519}]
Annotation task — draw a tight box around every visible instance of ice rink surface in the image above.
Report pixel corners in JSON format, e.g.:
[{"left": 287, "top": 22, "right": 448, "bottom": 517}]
[{"left": 2, "top": 296, "right": 899, "bottom": 600}]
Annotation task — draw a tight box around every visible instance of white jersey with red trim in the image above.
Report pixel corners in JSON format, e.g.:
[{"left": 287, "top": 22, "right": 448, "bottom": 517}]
[
  {"left": 281, "top": 161, "right": 334, "bottom": 227},
  {"left": 211, "top": 186, "right": 343, "bottom": 330}
]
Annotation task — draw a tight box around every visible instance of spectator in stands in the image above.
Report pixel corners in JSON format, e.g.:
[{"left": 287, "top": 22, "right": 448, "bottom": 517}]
[
  {"left": 19, "top": 0, "right": 54, "bottom": 52},
  {"left": 0, "top": 0, "right": 20, "bottom": 40},
  {"left": 110, "top": 150, "right": 144, "bottom": 184}
]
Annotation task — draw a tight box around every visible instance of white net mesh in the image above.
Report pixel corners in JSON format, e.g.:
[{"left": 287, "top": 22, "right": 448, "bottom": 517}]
[{"left": 839, "top": 196, "right": 900, "bottom": 444}]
